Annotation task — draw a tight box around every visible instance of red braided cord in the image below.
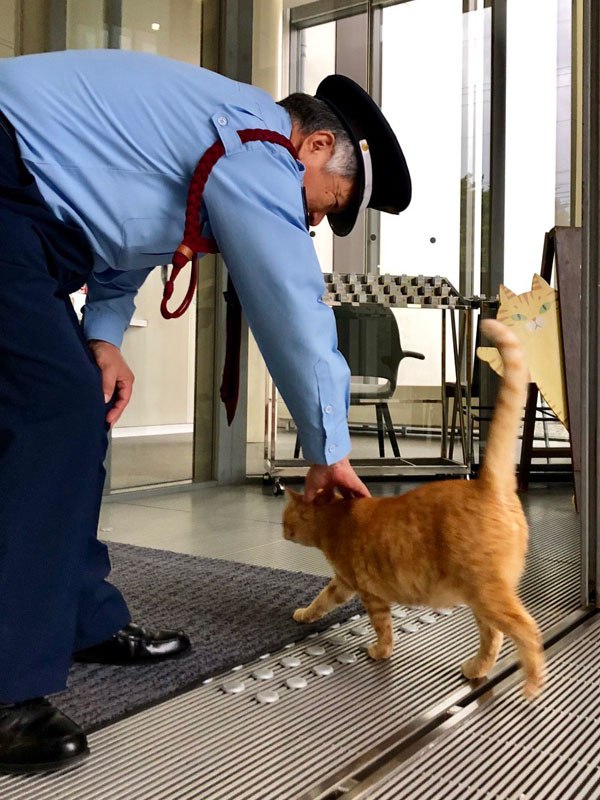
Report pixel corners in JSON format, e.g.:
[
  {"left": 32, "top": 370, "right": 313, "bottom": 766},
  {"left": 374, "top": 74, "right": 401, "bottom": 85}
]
[
  {"left": 177, "top": 129, "right": 298, "bottom": 261},
  {"left": 162, "top": 129, "right": 299, "bottom": 320}
]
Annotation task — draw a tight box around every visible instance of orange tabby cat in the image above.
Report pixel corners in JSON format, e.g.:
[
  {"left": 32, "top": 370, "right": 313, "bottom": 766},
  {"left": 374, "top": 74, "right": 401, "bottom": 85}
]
[{"left": 283, "top": 319, "right": 545, "bottom": 699}]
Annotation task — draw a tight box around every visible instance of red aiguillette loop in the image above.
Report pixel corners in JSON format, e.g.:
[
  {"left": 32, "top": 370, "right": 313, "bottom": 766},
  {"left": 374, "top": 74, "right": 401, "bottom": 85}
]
[{"left": 161, "top": 129, "right": 298, "bottom": 320}]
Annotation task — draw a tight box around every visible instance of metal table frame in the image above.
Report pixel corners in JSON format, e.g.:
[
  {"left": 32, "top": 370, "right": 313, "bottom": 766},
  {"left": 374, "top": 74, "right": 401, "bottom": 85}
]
[{"left": 263, "top": 293, "right": 478, "bottom": 490}]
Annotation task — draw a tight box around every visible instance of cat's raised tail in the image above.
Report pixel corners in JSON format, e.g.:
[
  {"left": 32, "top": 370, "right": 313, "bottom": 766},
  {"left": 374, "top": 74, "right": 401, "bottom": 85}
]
[{"left": 478, "top": 319, "right": 529, "bottom": 492}]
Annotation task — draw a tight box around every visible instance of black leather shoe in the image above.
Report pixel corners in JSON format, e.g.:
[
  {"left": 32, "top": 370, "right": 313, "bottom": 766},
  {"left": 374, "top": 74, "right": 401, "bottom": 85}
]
[
  {"left": 0, "top": 698, "right": 89, "bottom": 774},
  {"left": 73, "top": 622, "right": 191, "bottom": 665}
]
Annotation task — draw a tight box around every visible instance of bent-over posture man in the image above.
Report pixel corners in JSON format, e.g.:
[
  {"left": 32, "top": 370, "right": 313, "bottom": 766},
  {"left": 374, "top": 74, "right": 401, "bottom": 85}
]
[{"left": 0, "top": 49, "right": 411, "bottom": 773}]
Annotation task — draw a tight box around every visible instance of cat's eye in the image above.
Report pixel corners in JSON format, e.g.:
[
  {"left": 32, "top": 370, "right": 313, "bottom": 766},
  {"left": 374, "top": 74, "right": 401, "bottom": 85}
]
[
  {"left": 511, "top": 313, "right": 526, "bottom": 321},
  {"left": 539, "top": 302, "right": 551, "bottom": 313}
]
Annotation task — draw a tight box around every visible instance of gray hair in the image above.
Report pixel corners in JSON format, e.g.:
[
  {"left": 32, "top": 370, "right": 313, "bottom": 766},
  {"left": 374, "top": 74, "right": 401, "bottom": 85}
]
[{"left": 277, "top": 93, "right": 358, "bottom": 180}]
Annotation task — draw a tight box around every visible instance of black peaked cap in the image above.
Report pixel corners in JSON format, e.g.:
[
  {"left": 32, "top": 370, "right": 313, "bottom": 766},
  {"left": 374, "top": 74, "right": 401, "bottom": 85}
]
[{"left": 315, "top": 74, "right": 412, "bottom": 236}]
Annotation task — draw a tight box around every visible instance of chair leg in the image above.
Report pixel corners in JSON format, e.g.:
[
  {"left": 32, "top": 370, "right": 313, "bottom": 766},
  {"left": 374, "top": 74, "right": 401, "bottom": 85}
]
[
  {"left": 381, "top": 403, "right": 401, "bottom": 458},
  {"left": 375, "top": 404, "right": 385, "bottom": 457},
  {"left": 293, "top": 434, "right": 301, "bottom": 459}
]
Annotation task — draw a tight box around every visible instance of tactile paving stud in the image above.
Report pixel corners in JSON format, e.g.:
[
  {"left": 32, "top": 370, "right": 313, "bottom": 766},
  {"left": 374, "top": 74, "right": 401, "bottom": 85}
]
[
  {"left": 256, "top": 690, "right": 279, "bottom": 704},
  {"left": 350, "top": 626, "right": 370, "bottom": 637},
  {"left": 281, "top": 655, "right": 302, "bottom": 669},
  {"left": 313, "top": 664, "right": 334, "bottom": 677},
  {"left": 437, "top": 608, "right": 454, "bottom": 616},
  {"left": 231, "top": 665, "right": 243, "bottom": 672},
  {"left": 306, "top": 644, "right": 326, "bottom": 657},
  {"left": 286, "top": 676, "right": 308, "bottom": 690},
  {"left": 392, "top": 607, "right": 408, "bottom": 619},
  {"left": 328, "top": 635, "right": 347, "bottom": 647},
  {"left": 400, "top": 622, "right": 420, "bottom": 633},
  {"left": 284, "top": 642, "right": 296, "bottom": 649},
  {"left": 223, "top": 680, "right": 245, "bottom": 695},
  {"left": 259, "top": 653, "right": 271, "bottom": 660},
  {"left": 253, "top": 667, "right": 274, "bottom": 681},
  {"left": 350, "top": 614, "right": 361, "bottom": 621},
  {"left": 336, "top": 652, "right": 358, "bottom": 665},
  {"left": 419, "top": 614, "right": 437, "bottom": 625}
]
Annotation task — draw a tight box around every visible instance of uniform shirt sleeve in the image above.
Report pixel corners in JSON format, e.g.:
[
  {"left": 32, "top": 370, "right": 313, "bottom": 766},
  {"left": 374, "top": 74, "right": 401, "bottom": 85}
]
[
  {"left": 82, "top": 266, "right": 154, "bottom": 347},
  {"left": 203, "top": 141, "right": 351, "bottom": 466}
]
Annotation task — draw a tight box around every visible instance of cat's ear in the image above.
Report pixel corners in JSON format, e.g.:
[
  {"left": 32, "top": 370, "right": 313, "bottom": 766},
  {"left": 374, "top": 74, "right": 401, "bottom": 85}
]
[
  {"left": 284, "top": 487, "right": 303, "bottom": 504},
  {"left": 314, "top": 488, "right": 336, "bottom": 506},
  {"left": 531, "top": 273, "right": 552, "bottom": 292},
  {"left": 498, "top": 284, "right": 517, "bottom": 305}
]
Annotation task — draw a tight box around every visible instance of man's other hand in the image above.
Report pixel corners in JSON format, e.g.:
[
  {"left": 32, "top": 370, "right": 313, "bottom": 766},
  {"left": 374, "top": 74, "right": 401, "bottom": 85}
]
[{"left": 88, "top": 340, "right": 135, "bottom": 426}]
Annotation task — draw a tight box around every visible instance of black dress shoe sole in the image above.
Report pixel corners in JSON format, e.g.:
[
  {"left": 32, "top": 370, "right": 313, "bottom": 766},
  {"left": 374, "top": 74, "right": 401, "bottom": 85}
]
[
  {"left": 74, "top": 641, "right": 192, "bottom": 666},
  {"left": 0, "top": 747, "right": 90, "bottom": 775}
]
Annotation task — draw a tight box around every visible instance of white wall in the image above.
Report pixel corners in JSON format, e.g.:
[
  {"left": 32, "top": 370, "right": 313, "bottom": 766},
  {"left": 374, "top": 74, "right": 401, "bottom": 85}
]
[{"left": 116, "top": 268, "right": 196, "bottom": 428}]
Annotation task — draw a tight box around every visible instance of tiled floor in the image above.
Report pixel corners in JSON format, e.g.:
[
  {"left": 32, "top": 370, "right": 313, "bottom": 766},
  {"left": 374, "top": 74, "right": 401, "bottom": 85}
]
[{"left": 100, "top": 482, "right": 332, "bottom": 575}]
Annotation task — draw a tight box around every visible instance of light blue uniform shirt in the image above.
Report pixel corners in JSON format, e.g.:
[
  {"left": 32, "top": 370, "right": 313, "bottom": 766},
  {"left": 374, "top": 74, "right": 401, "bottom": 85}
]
[{"left": 0, "top": 49, "right": 350, "bottom": 465}]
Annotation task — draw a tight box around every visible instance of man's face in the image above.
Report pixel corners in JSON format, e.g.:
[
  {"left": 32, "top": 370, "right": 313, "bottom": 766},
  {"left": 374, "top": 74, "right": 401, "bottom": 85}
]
[{"left": 297, "top": 131, "right": 355, "bottom": 228}]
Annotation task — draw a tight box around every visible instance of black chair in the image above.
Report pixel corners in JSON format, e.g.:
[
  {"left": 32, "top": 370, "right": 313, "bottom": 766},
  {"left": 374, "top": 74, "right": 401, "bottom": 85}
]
[{"left": 294, "top": 303, "right": 425, "bottom": 458}]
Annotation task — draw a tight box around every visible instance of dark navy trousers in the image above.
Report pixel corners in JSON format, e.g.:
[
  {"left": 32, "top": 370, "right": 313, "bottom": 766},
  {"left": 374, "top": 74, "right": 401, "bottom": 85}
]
[{"left": 0, "top": 123, "right": 130, "bottom": 702}]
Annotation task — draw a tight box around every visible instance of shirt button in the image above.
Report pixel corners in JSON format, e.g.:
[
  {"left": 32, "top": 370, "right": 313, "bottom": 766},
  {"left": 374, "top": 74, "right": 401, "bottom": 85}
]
[
  {"left": 217, "top": 115, "right": 228, "bottom": 126},
  {"left": 328, "top": 444, "right": 337, "bottom": 454},
  {"left": 324, "top": 404, "right": 333, "bottom": 414}
]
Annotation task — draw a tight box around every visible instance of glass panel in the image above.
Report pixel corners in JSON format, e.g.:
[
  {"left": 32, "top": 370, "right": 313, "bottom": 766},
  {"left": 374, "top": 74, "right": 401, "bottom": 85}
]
[
  {"left": 378, "top": 0, "right": 471, "bottom": 467},
  {"left": 503, "top": 0, "right": 573, "bottom": 473},
  {"left": 272, "top": 0, "right": 482, "bottom": 473},
  {"left": 556, "top": 0, "right": 572, "bottom": 225},
  {"left": 65, "top": 1, "right": 202, "bottom": 490},
  {"left": 504, "top": 0, "right": 562, "bottom": 293}
]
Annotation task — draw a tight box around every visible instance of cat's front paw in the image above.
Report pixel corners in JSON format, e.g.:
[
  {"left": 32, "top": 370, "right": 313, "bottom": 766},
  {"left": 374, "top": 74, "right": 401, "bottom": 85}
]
[
  {"left": 293, "top": 607, "right": 313, "bottom": 623},
  {"left": 368, "top": 642, "right": 393, "bottom": 660}
]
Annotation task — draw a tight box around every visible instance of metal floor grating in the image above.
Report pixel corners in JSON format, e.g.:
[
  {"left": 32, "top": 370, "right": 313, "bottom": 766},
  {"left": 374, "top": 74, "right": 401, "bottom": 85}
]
[
  {"left": 354, "top": 614, "right": 600, "bottom": 800},
  {"left": 0, "top": 492, "right": 581, "bottom": 800}
]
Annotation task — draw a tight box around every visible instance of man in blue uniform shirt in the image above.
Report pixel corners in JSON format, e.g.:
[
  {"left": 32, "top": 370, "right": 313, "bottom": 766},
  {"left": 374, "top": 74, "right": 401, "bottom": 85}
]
[{"left": 0, "top": 50, "right": 411, "bottom": 773}]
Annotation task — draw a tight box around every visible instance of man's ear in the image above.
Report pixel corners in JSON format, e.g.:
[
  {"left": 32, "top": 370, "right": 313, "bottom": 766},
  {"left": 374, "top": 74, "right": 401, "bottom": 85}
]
[{"left": 304, "top": 130, "right": 336, "bottom": 155}]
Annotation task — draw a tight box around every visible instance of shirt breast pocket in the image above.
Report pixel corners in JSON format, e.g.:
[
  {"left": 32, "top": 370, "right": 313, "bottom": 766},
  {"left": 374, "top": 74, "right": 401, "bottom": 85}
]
[{"left": 117, "top": 216, "right": 179, "bottom": 270}]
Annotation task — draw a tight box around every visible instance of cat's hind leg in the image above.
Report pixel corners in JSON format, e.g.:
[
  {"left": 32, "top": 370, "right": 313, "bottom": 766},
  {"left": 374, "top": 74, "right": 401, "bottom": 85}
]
[
  {"left": 474, "top": 591, "right": 545, "bottom": 699},
  {"left": 360, "top": 593, "right": 394, "bottom": 660},
  {"left": 461, "top": 613, "right": 504, "bottom": 680},
  {"left": 293, "top": 575, "right": 356, "bottom": 623}
]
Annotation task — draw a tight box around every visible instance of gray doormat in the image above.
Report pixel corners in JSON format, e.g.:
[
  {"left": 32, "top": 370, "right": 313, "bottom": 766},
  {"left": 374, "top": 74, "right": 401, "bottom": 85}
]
[{"left": 53, "top": 542, "right": 359, "bottom": 732}]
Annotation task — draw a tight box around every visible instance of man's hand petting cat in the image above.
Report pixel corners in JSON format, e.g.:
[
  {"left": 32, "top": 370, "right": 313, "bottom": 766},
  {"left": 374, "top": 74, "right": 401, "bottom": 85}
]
[{"left": 304, "top": 457, "right": 371, "bottom": 502}]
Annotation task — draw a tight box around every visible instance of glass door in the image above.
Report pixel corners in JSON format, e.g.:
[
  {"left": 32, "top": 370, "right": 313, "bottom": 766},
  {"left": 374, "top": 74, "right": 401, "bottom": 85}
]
[
  {"left": 283, "top": 0, "right": 488, "bottom": 472},
  {"left": 282, "top": 0, "right": 585, "bottom": 625}
]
